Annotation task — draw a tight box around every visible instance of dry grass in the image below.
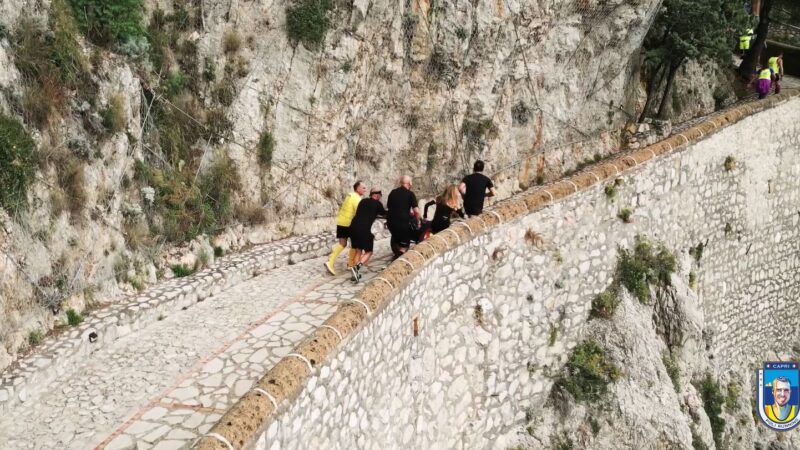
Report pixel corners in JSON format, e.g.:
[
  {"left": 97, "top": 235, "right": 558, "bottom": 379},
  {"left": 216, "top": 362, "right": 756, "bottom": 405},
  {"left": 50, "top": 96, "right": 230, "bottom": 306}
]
[
  {"left": 223, "top": 29, "right": 242, "bottom": 54},
  {"left": 57, "top": 160, "right": 87, "bottom": 220},
  {"left": 524, "top": 229, "right": 544, "bottom": 248},
  {"left": 235, "top": 202, "right": 267, "bottom": 226},
  {"left": 123, "top": 220, "right": 151, "bottom": 250},
  {"left": 102, "top": 94, "right": 127, "bottom": 134}
]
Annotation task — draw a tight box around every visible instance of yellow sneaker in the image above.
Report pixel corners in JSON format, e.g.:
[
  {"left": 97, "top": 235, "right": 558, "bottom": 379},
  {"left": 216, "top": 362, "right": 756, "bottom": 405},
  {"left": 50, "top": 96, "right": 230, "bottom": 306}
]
[{"left": 324, "top": 261, "right": 336, "bottom": 275}]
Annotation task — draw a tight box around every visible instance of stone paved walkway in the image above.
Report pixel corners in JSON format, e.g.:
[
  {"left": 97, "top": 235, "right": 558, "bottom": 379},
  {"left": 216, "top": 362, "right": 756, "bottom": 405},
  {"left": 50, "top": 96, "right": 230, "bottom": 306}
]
[{"left": 0, "top": 243, "right": 393, "bottom": 450}]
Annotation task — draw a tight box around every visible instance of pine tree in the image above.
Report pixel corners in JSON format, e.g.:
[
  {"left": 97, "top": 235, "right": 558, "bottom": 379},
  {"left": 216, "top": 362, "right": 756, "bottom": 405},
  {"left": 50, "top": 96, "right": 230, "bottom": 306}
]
[{"left": 640, "top": 0, "right": 749, "bottom": 121}]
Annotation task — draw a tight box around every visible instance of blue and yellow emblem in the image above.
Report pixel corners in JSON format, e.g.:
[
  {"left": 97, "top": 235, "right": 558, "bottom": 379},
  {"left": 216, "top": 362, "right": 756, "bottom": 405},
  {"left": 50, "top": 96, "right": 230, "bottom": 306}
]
[{"left": 758, "top": 362, "right": 800, "bottom": 431}]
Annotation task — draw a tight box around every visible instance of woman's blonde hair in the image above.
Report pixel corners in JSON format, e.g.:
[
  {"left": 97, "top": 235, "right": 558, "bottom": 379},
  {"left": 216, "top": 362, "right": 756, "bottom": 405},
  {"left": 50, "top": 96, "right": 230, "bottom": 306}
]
[{"left": 440, "top": 185, "right": 460, "bottom": 209}]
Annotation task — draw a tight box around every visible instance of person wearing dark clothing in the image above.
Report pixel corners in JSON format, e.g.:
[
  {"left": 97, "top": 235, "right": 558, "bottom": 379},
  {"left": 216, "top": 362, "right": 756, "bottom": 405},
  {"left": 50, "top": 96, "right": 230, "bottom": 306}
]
[
  {"left": 459, "top": 160, "right": 496, "bottom": 216},
  {"left": 386, "top": 175, "right": 421, "bottom": 258},
  {"left": 423, "top": 185, "right": 464, "bottom": 234},
  {"left": 350, "top": 189, "right": 387, "bottom": 283}
]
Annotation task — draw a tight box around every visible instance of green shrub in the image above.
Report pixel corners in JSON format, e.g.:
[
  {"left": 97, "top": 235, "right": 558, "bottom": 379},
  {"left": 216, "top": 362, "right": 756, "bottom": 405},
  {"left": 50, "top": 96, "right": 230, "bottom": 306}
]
[
  {"left": 726, "top": 382, "right": 740, "bottom": 411},
  {"left": 691, "top": 426, "right": 709, "bottom": 450},
  {"left": 203, "top": 58, "right": 217, "bottom": 82},
  {"left": 548, "top": 325, "right": 558, "bottom": 346},
  {"left": 286, "top": 0, "right": 333, "bottom": 50},
  {"left": 50, "top": 0, "right": 91, "bottom": 89},
  {"left": 102, "top": 94, "right": 127, "bottom": 134},
  {"left": 165, "top": 72, "right": 188, "bottom": 97},
  {"left": 13, "top": 7, "right": 92, "bottom": 127},
  {"left": 139, "top": 155, "right": 241, "bottom": 243},
  {"left": 66, "top": 308, "right": 84, "bottom": 326},
  {"left": 556, "top": 340, "right": 620, "bottom": 403},
  {"left": 590, "top": 289, "right": 619, "bottom": 319},
  {"left": 617, "top": 208, "right": 633, "bottom": 223},
  {"left": 604, "top": 184, "right": 617, "bottom": 199},
  {"left": 552, "top": 434, "right": 574, "bottom": 450},
  {"left": 617, "top": 236, "right": 677, "bottom": 304},
  {"left": 0, "top": 115, "right": 38, "bottom": 213},
  {"left": 724, "top": 155, "right": 736, "bottom": 171},
  {"left": 662, "top": 351, "right": 680, "bottom": 392},
  {"left": 68, "top": 0, "right": 145, "bottom": 47},
  {"left": 171, "top": 264, "right": 194, "bottom": 278},
  {"left": 153, "top": 94, "right": 206, "bottom": 164},
  {"left": 213, "top": 246, "right": 224, "bottom": 257},
  {"left": 28, "top": 330, "right": 44, "bottom": 346},
  {"left": 689, "top": 271, "right": 697, "bottom": 290},
  {"left": 697, "top": 373, "right": 725, "bottom": 449},
  {"left": 689, "top": 242, "right": 704, "bottom": 264},
  {"left": 258, "top": 131, "right": 275, "bottom": 168}
]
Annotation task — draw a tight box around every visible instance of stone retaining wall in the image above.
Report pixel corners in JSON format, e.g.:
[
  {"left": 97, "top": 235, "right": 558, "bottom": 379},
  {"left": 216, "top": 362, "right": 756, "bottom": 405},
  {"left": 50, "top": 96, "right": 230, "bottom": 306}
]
[
  {"left": 191, "top": 90, "right": 799, "bottom": 449},
  {"left": 0, "top": 229, "right": 391, "bottom": 413}
]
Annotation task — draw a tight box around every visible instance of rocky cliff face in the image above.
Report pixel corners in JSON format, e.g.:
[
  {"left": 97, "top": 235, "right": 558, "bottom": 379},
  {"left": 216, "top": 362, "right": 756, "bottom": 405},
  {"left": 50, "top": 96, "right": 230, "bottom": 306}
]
[
  {"left": 0, "top": 0, "right": 660, "bottom": 369},
  {"left": 507, "top": 275, "right": 800, "bottom": 450}
]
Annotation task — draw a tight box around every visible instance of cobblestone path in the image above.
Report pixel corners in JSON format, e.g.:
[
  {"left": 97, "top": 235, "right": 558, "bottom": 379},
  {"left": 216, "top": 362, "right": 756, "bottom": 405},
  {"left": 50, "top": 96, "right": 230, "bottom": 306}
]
[{"left": 0, "top": 244, "right": 393, "bottom": 450}]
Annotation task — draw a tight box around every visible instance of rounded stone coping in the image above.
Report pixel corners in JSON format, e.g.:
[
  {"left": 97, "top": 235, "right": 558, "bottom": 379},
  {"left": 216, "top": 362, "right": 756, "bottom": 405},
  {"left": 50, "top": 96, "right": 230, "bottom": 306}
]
[
  {"left": 193, "top": 90, "right": 800, "bottom": 450},
  {"left": 0, "top": 228, "right": 390, "bottom": 413}
]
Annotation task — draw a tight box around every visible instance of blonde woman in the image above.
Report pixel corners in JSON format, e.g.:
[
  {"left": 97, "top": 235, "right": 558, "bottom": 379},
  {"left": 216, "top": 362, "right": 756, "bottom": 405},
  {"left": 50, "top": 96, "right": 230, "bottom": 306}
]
[{"left": 423, "top": 185, "right": 465, "bottom": 234}]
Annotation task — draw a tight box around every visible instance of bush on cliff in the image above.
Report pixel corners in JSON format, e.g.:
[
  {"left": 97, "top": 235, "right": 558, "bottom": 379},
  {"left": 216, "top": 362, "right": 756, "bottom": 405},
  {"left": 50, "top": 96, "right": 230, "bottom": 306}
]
[
  {"left": 0, "top": 115, "right": 38, "bottom": 214},
  {"left": 134, "top": 156, "right": 241, "bottom": 243},
  {"left": 286, "top": 0, "right": 333, "bottom": 50},
  {"left": 556, "top": 340, "right": 620, "bottom": 403},
  {"left": 68, "top": 0, "right": 145, "bottom": 47},
  {"left": 617, "top": 235, "right": 676, "bottom": 304}
]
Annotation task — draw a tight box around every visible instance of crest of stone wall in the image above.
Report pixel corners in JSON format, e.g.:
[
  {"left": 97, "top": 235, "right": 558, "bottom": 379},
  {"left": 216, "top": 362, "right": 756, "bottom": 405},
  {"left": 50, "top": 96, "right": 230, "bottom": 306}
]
[{"left": 195, "top": 91, "right": 800, "bottom": 449}]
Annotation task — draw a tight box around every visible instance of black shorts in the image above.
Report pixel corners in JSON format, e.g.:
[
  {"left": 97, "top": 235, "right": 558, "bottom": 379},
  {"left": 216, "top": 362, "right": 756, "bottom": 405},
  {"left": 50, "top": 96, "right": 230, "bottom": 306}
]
[
  {"left": 336, "top": 225, "right": 350, "bottom": 239},
  {"left": 389, "top": 223, "right": 411, "bottom": 248},
  {"left": 350, "top": 229, "right": 374, "bottom": 252}
]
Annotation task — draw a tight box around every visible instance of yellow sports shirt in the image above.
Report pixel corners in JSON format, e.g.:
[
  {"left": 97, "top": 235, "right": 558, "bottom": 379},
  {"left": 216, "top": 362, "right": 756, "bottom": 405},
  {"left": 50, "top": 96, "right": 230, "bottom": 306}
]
[{"left": 336, "top": 192, "right": 361, "bottom": 227}]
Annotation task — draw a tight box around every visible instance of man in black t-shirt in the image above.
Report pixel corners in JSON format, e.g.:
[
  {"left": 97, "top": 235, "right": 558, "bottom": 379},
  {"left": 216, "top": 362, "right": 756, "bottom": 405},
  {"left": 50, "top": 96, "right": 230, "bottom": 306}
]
[
  {"left": 459, "top": 160, "right": 496, "bottom": 216},
  {"left": 386, "top": 175, "right": 421, "bottom": 258},
  {"left": 350, "top": 188, "right": 387, "bottom": 282}
]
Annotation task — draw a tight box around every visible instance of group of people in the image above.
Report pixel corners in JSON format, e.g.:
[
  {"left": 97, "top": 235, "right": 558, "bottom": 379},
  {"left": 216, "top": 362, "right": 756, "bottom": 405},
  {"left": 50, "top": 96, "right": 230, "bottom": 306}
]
[
  {"left": 324, "top": 160, "right": 495, "bottom": 283},
  {"left": 754, "top": 52, "right": 785, "bottom": 99}
]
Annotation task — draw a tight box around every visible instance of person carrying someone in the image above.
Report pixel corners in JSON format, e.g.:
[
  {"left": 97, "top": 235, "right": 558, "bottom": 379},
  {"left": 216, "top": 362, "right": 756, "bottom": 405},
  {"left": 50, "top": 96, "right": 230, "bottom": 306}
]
[
  {"left": 757, "top": 65, "right": 772, "bottom": 99},
  {"left": 324, "top": 181, "right": 365, "bottom": 275},
  {"left": 459, "top": 160, "right": 496, "bottom": 217},
  {"left": 769, "top": 52, "right": 784, "bottom": 95},
  {"left": 423, "top": 185, "right": 464, "bottom": 234},
  {"left": 349, "top": 188, "right": 387, "bottom": 283},
  {"left": 387, "top": 175, "right": 421, "bottom": 259}
]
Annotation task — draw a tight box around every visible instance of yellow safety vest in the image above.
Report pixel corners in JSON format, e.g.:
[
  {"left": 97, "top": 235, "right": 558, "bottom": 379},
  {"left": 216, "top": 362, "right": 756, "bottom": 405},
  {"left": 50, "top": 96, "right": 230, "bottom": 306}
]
[
  {"left": 769, "top": 57, "right": 780, "bottom": 74},
  {"left": 739, "top": 35, "right": 751, "bottom": 50},
  {"left": 759, "top": 68, "right": 772, "bottom": 80}
]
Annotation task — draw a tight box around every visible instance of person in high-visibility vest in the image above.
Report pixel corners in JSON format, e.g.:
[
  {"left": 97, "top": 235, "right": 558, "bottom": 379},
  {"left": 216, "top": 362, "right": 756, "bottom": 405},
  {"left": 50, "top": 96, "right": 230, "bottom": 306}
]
[
  {"left": 756, "top": 66, "right": 772, "bottom": 99},
  {"left": 324, "top": 181, "right": 366, "bottom": 275},
  {"left": 768, "top": 52, "right": 784, "bottom": 94},
  {"left": 739, "top": 29, "right": 754, "bottom": 55}
]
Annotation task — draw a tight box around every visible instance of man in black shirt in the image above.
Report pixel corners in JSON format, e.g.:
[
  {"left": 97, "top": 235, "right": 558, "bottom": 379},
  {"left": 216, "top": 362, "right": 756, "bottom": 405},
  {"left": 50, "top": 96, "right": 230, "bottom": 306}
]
[
  {"left": 459, "top": 160, "right": 496, "bottom": 216},
  {"left": 350, "top": 188, "right": 387, "bottom": 282},
  {"left": 386, "top": 175, "right": 421, "bottom": 258}
]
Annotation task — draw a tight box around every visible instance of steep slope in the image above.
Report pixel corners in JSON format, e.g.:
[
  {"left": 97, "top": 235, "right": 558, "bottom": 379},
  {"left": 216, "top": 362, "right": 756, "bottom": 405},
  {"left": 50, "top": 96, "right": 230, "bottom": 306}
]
[{"left": 0, "top": 0, "right": 660, "bottom": 369}]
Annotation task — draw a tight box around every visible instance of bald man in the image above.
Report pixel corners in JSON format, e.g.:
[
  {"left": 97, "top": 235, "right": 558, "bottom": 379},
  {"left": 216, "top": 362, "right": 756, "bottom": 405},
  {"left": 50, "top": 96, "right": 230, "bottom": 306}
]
[{"left": 386, "top": 175, "right": 421, "bottom": 258}]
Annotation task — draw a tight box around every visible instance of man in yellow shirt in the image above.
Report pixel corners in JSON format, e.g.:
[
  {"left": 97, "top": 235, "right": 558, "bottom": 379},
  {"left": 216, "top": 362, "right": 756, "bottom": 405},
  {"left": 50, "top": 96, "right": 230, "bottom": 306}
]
[{"left": 325, "top": 181, "right": 366, "bottom": 275}]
